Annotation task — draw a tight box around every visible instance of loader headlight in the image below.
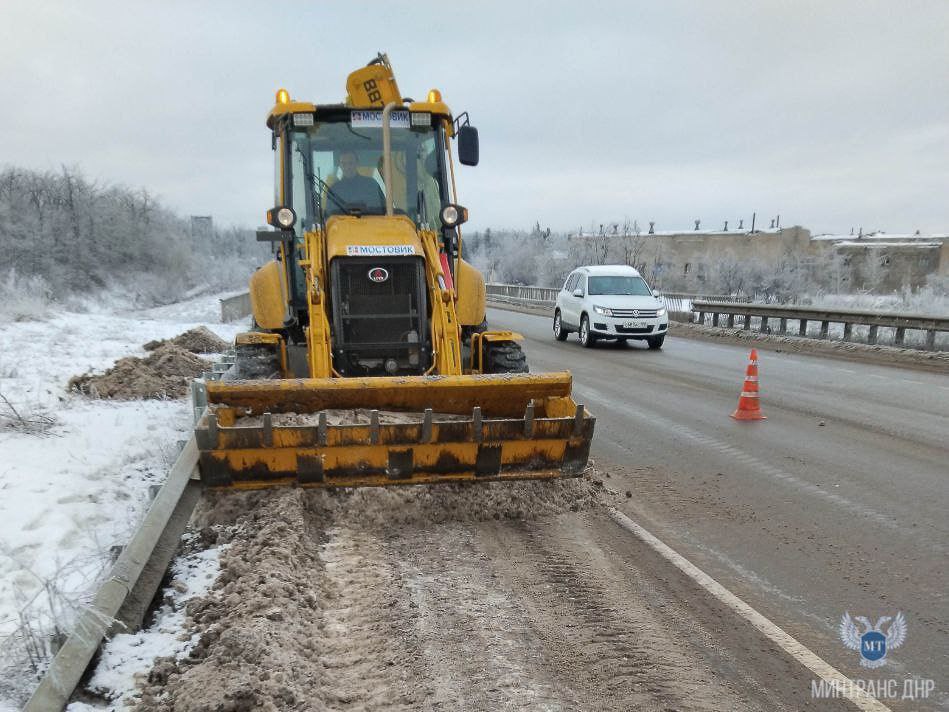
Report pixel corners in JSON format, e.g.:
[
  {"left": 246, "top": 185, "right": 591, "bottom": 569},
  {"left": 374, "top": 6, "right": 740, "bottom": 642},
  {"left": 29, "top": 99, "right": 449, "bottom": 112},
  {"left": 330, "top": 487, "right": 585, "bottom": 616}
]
[
  {"left": 276, "top": 207, "right": 295, "bottom": 229},
  {"left": 267, "top": 206, "right": 296, "bottom": 230},
  {"left": 440, "top": 203, "right": 468, "bottom": 228},
  {"left": 593, "top": 305, "right": 613, "bottom": 316}
]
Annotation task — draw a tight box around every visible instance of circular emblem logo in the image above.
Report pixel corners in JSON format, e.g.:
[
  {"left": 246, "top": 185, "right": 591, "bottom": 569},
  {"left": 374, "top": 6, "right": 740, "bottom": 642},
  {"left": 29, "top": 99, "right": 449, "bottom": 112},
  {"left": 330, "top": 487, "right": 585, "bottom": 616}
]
[
  {"left": 368, "top": 267, "right": 389, "bottom": 283},
  {"left": 632, "top": 309, "right": 639, "bottom": 317}
]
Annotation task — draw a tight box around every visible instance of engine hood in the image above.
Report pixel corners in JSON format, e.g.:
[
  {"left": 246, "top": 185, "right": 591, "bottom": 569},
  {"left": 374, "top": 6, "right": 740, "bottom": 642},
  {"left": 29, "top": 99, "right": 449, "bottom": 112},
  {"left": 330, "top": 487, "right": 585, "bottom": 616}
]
[{"left": 325, "top": 214, "right": 425, "bottom": 260}]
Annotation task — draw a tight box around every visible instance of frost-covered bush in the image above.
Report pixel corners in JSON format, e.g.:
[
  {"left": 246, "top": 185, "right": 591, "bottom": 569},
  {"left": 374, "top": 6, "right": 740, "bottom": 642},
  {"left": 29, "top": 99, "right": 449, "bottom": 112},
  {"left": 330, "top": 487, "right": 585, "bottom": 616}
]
[
  {"left": 0, "top": 166, "right": 268, "bottom": 307},
  {"left": 0, "top": 270, "right": 52, "bottom": 322}
]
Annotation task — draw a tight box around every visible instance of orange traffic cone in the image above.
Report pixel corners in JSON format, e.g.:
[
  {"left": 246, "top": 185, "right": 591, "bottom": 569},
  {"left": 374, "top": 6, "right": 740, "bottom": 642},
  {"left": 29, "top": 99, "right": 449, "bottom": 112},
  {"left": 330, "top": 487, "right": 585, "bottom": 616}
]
[{"left": 731, "top": 348, "right": 766, "bottom": 420}]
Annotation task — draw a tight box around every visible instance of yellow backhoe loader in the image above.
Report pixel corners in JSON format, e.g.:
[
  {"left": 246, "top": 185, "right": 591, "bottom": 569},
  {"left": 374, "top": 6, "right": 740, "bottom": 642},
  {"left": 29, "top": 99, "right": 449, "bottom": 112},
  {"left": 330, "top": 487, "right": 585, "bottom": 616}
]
[{"left": 193, "top": 53, "right": 595, "bottom": 489}]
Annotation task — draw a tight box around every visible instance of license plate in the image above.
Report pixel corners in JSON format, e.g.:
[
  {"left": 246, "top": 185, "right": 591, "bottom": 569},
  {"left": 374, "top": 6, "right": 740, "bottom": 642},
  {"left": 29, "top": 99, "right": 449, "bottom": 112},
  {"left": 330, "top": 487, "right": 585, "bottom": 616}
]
[{"left": 623, "top": 320, "right": 647, "bottom": 329}]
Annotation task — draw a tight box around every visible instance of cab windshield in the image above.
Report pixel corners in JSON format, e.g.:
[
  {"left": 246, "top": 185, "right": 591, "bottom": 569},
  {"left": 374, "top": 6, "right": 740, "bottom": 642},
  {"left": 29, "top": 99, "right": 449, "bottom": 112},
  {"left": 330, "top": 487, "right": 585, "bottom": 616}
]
[
  {"left": 588, "top": 276, "right": 652, "bottom": 296},
  {"left": 288, "top": 110, "right": 448, "bottom": 232}
]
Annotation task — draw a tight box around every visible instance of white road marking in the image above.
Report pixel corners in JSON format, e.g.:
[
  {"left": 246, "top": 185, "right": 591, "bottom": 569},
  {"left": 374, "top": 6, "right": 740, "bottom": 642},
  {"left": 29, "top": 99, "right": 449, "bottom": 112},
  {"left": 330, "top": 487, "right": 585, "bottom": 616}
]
[
  {"left": 575, "top": 383, "right": 906, "bottom": 534},
  {"left": 608, "top": 508, "right": 892, "bottom": 712}
]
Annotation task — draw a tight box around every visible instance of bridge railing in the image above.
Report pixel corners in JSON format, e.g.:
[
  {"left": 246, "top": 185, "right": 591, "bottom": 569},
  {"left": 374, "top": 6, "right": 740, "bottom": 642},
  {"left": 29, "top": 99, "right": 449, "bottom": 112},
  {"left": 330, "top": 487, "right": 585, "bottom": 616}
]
[
  {"left": 484, "top": 283, "right": 740, "bottom": 321},
  {"left": 692, "top": 300, "right": 949, "bottom": 351}
]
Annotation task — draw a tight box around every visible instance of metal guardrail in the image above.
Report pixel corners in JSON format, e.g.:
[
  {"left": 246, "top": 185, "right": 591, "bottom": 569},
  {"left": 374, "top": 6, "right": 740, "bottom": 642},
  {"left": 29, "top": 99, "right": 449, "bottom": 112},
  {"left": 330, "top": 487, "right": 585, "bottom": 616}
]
[
  {"left": 220, "top": 292, "right": 252, "bottom": 322},
  {"left": 692, "top": 300, "right": 949, "bottom": 351},
  {"left": 484, "top": 283, "right": 735, "bottom": 322},
  {"left": 484, "top": 283, "right": 560, "bottom": 304},
  {"left": 25, "top": 439, "right": 201, "bottom": 711}
]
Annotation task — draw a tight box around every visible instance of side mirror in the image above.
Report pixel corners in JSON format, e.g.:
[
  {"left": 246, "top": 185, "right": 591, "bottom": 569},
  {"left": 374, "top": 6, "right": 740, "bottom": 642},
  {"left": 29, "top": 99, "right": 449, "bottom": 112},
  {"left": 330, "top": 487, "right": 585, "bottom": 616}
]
[
  {"left": 573, "top": 288, "right": 583, "bottom": 298},
  {"left": 457, "top": 125, "right": 479, "bottom": 166},
  {"left": 652, "top": 289, "right": 660, "bottom": 297}
]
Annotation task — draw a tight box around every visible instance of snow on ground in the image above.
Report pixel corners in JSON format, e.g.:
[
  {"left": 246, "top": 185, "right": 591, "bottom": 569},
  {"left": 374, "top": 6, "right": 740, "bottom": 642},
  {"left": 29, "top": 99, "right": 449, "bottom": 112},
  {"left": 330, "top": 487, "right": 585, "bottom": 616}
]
[
  {"left": 0, "top": 292, "right": 242, "bottom": 710},
  {"left": 66, "top": 543, "right": 224, "bottom": 712}
]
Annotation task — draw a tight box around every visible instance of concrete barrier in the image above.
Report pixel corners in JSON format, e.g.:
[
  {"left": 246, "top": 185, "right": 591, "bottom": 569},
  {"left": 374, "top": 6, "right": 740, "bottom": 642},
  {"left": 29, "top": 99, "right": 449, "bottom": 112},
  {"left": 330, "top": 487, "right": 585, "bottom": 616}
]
[{"left": 220, "top": 292, "right": 252, "bottom": 322}]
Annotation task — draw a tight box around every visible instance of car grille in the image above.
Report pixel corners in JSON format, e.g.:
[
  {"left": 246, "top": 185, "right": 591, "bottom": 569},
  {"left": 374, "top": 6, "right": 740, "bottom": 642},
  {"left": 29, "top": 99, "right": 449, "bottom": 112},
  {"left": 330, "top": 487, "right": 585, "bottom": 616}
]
[{"left": 611, "top": 308, "right": 659, "bottom": 318}]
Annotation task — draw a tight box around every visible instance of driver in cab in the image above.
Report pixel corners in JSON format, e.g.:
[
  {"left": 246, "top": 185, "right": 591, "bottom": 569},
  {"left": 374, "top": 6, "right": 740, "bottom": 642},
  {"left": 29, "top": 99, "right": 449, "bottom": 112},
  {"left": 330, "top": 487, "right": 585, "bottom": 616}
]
[{"left": 326, "top": 149, "right": 385, "bottom": 215}]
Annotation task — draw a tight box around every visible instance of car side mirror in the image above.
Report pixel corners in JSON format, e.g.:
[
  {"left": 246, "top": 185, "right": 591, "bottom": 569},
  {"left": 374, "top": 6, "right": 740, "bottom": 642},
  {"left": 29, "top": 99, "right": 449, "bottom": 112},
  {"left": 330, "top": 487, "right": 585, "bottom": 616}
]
[
  {"left": 652, "top": 289, "right": 660, "bottom": 297},
  {"left": 457, "top": 125, "right": 479, "bottom": 166},
  {"left": 573, "top": 288, "right": 583, "bottom": 298}
]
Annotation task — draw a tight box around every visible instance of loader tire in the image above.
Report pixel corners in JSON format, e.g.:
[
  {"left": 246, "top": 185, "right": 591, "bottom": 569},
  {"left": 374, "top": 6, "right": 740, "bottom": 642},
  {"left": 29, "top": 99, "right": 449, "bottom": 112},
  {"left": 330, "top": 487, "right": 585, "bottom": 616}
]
[
  {"left": 485, "top": 340, "right": 529, "bottom": 374},
  {"left": 226, "top": 344, "right": 281, "bottom": 380}
]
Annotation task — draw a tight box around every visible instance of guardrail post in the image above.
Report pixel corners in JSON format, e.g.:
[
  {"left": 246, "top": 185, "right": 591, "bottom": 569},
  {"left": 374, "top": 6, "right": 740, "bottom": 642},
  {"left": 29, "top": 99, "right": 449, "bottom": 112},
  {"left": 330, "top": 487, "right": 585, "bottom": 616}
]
[
  {"left": 779, "top": 317, "right": 787, "bottom": 335},
  {"left": 820, "top": 321, "right": 829, "bottom": 339},
  {"left": 926, "top": 329, "right": 936, "bottom": 351},
  {"left": 843, "top": 323, "right": 853, "bottom": 342},
  {"left": 868, "top": 324, "right": 878, "bottom": 345},
  {"left": 894, "top": 327, "right": 905, "bottom": 346},
  {"left": 799, "top": 319, "right": 808, "bottom": 337}
]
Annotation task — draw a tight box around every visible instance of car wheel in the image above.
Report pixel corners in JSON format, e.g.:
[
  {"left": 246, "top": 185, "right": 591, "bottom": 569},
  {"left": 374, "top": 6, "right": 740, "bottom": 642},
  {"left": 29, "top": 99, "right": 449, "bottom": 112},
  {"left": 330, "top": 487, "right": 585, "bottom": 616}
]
[
  {"left": 579, "top": 315, "right": 596, "bottom": 348},
  {"left": 553, "top": 311, "right": 569, "bottom": 341},
  {"left": 647, "top": 335, "right": 665, "bottom": 350}
]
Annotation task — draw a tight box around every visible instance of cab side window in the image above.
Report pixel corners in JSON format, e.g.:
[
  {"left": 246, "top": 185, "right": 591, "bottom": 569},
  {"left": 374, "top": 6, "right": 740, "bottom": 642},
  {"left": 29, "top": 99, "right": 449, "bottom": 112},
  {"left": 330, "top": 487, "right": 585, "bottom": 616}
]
[
  {"left": 574, "top": 275, "right": 585, "bottom": 296},
  {"left": 564, "top": 274, "right": 577, "bottom": 291}
]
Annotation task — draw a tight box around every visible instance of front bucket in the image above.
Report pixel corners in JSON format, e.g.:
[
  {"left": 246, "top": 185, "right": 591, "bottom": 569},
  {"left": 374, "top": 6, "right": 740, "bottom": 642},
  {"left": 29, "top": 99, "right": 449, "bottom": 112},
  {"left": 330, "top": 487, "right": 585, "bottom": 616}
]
[{"left": 193, "top": 372, "right": 595, "bottom": 489}]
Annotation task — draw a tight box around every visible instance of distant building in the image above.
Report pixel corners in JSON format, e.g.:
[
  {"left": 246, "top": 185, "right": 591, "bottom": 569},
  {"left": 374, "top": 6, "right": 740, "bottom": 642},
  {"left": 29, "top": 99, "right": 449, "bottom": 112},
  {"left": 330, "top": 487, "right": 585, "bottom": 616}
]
[
  {"left": 190, "top": 215, "right": 214, "bottom": 241},
  {"left": 810, "top": 232, "right": 948, "bottom": 291},
  {"left": 566, "top": 225, "right": 946, "bottom": 292}
]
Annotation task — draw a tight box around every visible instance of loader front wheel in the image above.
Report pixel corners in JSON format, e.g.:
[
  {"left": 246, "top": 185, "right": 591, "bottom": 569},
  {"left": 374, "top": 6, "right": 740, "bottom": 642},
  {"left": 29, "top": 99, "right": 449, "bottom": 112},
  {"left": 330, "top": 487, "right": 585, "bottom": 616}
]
[
  {"left": 485, "top": 341, "right": 529, "bottom": 373},
  {"left": 227, "top": 344, "right": 281, "bottom": 380}
]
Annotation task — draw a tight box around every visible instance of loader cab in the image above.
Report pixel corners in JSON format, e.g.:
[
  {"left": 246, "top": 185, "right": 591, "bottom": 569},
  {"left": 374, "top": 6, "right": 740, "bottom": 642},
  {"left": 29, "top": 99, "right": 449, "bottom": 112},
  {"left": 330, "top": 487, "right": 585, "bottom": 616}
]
[
  {"left": 268, "top": 107, "right": 459, "bottom": 377},
  {"left": 279, "top": 107, "right": 452, "bottom": 234}
]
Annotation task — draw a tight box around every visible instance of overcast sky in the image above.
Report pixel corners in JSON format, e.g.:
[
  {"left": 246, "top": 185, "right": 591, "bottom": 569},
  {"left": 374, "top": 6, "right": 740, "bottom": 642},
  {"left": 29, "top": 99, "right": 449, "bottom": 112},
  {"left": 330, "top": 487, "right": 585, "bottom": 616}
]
[{"left": 2, "top": 1, "right": 947, "bottom": 235}]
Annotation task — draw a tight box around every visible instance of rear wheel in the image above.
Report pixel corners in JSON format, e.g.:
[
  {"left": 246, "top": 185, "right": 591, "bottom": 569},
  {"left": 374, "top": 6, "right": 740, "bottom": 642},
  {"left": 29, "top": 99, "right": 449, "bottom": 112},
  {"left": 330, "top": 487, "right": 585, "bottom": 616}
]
[
  {"left": 579, "top": 315, "right": 596, "bottom": 348},
  {"left": 485, "top": 340, "right": 529, "bottom": 373},
  {"left": 553, "top": 311, "right": 569, "bottom": 341},
  {"left": 646, "top": 335, "right": 665, "bottom": 350}
]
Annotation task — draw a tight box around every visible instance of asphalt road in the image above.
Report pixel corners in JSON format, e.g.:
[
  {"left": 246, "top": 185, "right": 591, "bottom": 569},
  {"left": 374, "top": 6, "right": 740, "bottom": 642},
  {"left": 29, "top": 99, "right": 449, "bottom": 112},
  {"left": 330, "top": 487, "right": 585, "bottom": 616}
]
[{"left": 489, "top": 306, "right": 949, "bottom": 711}]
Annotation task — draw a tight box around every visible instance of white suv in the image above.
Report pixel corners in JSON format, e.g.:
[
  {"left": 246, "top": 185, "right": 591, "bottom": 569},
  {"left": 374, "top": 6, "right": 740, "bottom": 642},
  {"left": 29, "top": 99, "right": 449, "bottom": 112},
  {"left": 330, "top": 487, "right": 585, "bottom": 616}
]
[{"left": 553, "top": 265, "right": 668, "bottom": 349}]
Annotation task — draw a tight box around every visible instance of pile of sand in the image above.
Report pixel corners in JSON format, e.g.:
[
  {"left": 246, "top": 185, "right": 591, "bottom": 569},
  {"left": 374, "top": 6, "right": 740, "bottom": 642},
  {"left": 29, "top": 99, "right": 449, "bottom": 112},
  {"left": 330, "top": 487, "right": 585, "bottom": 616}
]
[
  {"left": 69, "top": 344, "right": 209, "bottom": 399},
  {"left": 132, "top": 474, "right": 611, "bottom": 710},
  {"left": 144, "top": 326, "right": 229, "bottom": 354},
  {"left": 312, "top": 474, "right": 609, "bottom": 528}
]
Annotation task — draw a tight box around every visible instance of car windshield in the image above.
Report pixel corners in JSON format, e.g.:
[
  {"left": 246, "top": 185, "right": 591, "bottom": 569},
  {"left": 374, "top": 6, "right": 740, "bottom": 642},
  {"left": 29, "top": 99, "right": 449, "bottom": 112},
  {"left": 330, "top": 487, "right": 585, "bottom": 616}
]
[
  {"left": 587, "top": 276, "right": 652, "bottom": 296},
  {"left": 289, "top": 110, "right": 448, "bottom": 231}
]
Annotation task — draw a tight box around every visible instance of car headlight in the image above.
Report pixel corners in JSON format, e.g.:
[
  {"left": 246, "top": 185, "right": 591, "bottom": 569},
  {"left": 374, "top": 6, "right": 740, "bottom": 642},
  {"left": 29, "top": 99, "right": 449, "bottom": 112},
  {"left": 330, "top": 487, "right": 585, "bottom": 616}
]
[
  {"left": 657, "top": 306, "right": 667, "bottom": 317},
  {"left": 593, "top": 305, "right": 613, "bottom": 316}
]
